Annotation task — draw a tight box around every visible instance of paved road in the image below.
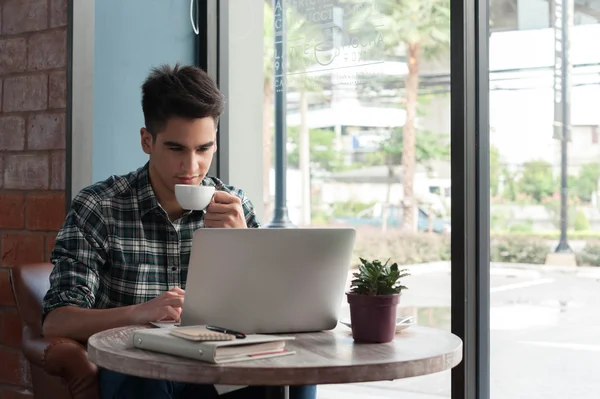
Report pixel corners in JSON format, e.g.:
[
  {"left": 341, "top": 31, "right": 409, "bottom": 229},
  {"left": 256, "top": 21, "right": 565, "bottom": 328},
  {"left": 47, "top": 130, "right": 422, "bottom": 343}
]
[{"left": 318, "top": 264, "right": 600, "bottom": 399}]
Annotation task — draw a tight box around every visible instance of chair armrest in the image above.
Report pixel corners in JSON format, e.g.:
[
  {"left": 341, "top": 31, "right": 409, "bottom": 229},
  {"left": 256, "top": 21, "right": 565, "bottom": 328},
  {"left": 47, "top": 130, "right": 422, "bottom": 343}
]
[
  {"left": 22, "top": 325, "right": 94, "bottom": 376},
  {"left": 21, "top": 325, "right": 100, "bottom": 399}
]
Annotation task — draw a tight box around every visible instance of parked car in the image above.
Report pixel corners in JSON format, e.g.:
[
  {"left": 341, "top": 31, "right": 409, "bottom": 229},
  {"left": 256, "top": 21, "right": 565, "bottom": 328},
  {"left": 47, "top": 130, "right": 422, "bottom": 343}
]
[{"left": 333, "top": 203, "right": 451, "bottom": 233}]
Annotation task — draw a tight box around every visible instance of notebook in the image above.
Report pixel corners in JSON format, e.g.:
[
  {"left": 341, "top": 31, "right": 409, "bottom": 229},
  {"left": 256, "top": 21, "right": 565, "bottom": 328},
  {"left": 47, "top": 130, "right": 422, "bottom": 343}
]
[
  {"left": 169, "top": 326, "right": 236, "bottom": 341},
  {"left": 131, "top": 327, "right": 296, "bottom": 364}
]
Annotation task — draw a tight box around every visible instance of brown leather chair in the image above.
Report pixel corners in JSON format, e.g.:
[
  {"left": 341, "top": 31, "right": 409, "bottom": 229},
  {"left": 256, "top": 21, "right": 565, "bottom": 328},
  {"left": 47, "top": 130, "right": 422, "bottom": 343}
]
[{"left": 9, "top": 262, "right": 100, "bottom": 399}]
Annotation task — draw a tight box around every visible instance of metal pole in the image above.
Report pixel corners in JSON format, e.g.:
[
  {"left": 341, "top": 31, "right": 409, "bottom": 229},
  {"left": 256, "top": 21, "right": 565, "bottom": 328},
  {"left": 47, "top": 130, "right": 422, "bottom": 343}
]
[
  {"left": 267, "top": 0, "right": 295, "bottom": 228},
  {"left": 556, "top": 132, "right": 570, "bottom": 251},
  {"left": 554, "top": 0, "right": 572, "bottom": 252}
]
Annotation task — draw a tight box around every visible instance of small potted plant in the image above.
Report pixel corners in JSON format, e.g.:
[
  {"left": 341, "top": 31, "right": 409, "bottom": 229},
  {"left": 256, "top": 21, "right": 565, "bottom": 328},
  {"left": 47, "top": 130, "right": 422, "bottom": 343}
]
[{"left": 347, "top": 257, "right": 410, "bottom": 343}]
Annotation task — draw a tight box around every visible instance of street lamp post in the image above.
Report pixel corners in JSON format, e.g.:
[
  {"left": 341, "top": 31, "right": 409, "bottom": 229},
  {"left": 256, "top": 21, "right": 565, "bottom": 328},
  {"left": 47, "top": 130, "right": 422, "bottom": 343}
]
[
  {"left": 553, "top": 0, "right": 572, "bottom": 253},
  {"left": 556, "top": 132, "right": 570, "bottom": 252},
  {"left": 266, "top": 0, "right": 295, "bottom": 228}
]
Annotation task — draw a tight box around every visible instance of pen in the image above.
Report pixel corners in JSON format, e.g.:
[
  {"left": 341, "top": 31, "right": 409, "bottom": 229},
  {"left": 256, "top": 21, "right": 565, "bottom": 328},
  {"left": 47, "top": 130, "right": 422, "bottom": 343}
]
[{"left": 206, "top": 325, "right": 246, "bottom": 339}]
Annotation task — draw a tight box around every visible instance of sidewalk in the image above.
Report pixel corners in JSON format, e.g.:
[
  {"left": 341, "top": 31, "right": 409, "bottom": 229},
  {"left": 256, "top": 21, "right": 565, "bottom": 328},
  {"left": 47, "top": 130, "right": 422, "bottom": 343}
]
[
  {"left": 354, "top": 261, "right": 600, "bottom": 279},
  {"left": 491, "top": 261, "right": 600, "bottom": 278}
]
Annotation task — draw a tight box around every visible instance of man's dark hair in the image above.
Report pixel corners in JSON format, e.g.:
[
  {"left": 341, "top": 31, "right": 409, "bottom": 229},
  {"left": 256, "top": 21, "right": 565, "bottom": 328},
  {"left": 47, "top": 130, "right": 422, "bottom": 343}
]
[{"left": 141, "top": 63, "right": 225, "bottom": 137}]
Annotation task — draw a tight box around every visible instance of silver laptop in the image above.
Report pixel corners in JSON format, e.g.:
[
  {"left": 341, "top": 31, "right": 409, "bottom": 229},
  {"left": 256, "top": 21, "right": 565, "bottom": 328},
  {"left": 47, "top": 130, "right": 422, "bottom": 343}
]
[{"left": 179, "top": 227, "right": 356, "bottom": 334}]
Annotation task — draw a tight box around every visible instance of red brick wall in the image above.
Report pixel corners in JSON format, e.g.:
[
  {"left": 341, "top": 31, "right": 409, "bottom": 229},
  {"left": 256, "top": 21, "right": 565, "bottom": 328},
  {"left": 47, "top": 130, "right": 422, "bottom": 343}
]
[{"left": 0, "top": 0, "right": 68, "bottom": 397}]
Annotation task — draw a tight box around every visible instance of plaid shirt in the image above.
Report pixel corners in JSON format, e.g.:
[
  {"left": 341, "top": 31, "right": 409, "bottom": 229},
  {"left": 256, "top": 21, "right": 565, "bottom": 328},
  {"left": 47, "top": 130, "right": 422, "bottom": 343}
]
[{"left": 42, "top": 162, "right": 261, "bottom": 320}]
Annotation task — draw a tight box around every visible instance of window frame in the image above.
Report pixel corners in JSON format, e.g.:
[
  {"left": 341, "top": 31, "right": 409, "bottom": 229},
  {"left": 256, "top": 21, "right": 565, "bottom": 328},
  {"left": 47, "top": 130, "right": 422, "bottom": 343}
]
[
  {"left": 202, "top": 0, "right": 492, "bottom": 397},
  {"left": 196, "top": 0, "right": 221, "bottom": 179},
  {"left": 450, "top": 0, "right": 491, "bottom": 396}
]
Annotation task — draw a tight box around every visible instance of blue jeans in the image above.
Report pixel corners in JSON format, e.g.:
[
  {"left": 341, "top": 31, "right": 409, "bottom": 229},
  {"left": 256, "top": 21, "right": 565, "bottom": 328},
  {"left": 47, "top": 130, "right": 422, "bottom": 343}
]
[{"left": 99, "top": 369, "right": 317, "bottom": 399}]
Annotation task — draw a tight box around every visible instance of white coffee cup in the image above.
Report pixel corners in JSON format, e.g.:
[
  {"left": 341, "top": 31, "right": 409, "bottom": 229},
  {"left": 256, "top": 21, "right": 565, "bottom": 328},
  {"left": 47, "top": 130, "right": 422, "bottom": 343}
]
[{"left": 174, "top": 184, "right": 215, "bottom": 211}]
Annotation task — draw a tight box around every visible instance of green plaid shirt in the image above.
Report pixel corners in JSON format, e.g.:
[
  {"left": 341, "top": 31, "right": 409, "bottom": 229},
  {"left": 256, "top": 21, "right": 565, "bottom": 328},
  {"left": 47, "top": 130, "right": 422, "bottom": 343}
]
[{"left": 42, "top": 162, "right": 260, "bottom": 320}]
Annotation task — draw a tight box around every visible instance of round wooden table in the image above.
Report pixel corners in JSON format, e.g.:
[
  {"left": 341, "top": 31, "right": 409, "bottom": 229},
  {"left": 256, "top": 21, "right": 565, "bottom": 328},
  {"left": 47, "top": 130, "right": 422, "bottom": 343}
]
[{"left": 88, "top": 324, "right": 462, "bottom": 399}]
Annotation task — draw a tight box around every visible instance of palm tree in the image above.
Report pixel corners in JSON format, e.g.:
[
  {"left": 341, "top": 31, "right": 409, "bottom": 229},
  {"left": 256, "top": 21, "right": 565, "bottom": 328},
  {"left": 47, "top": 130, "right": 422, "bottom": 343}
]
[
  {"left": 368, "top": 127, "right": 449, "bottom": 232},
  {"left": 383, "top": 0, "right": 450, "bottom": 230},
  {"left": 347, "top": 0, "right": 450, "bottom": 230}
]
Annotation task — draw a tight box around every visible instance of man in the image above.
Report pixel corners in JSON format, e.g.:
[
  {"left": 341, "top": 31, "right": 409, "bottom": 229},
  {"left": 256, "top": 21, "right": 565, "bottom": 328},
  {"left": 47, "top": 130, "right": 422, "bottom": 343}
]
[{"left": 42, "top": 64, "right": 317, "bottom": 399}]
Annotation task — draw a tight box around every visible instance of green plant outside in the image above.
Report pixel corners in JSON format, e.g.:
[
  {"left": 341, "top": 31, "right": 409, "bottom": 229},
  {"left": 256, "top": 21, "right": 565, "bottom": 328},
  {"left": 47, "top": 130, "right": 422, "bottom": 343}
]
[{"left": 350, "top": 230, "right": 600, "bottom": 267}]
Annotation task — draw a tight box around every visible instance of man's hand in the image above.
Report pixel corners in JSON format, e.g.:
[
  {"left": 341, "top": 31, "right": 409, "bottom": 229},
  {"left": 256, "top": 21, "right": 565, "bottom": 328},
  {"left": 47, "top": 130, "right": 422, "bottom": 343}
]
[
  {"left": 134, "top": 287, "right": 185, "bottom": 324},
  {"left": 204, "top": 191, "right": 247, "bottom": 228}
]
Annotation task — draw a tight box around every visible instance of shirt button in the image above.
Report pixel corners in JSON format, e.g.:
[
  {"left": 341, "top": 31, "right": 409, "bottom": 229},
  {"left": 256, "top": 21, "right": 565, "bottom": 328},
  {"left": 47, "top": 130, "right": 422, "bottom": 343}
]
[{"left": 171, "top": 266, "right": 177, "bottom": 271}]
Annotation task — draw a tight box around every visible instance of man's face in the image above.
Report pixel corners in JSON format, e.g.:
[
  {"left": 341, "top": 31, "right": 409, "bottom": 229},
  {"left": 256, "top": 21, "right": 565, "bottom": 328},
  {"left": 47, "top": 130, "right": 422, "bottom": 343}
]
[{"left": 141, "top": 116, "right": 217, "bottom": 192}]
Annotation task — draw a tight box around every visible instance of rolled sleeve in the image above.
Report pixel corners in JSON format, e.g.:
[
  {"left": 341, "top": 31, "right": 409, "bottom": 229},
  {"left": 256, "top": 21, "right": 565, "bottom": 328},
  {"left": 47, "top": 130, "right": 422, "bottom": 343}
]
[{"left": 42, "top": 191, "right": 109, "bottom": 321}]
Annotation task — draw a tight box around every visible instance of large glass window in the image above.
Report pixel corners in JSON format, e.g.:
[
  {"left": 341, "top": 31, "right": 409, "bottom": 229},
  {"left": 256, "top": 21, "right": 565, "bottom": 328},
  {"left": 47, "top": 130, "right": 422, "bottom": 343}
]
[
  {"left": 261, "top": 0, "right": 453, "bottom": 397},
  {"left": 489, "top": 0, "right": 600, "bottom": 397}
]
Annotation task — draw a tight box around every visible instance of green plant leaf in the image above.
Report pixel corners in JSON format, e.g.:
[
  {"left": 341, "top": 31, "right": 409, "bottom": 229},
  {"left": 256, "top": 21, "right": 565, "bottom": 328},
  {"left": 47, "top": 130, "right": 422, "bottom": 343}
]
[{"left": 349, "top": 257, "right": 411, "bottom": 295}]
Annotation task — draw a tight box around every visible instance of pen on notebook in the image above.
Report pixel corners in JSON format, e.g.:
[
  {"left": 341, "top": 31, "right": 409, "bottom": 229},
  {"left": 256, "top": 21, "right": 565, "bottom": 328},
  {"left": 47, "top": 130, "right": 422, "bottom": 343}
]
[{"left": 206, "top": 325, "right": 246, "bottom": 339}]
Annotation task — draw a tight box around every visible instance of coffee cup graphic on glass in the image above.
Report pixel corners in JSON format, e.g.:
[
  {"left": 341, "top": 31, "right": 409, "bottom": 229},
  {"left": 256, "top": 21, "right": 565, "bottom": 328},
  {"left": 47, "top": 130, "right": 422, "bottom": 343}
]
[
  {"left": 314, "top": 41, "right": 340, "bottom": 66},
  {"left": 174, "top": 184, "right": 215, "bottom": 211}
]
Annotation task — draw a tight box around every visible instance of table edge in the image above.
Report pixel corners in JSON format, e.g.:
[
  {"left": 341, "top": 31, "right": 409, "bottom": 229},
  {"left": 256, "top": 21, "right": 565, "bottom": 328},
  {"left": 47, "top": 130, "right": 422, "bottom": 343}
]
[{"left": 87, "top": 326, "right": 464, "bottom": 386}]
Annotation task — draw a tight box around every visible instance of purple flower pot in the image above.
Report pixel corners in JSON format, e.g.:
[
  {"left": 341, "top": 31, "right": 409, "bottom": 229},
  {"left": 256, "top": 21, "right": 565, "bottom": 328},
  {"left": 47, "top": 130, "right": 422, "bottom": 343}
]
[{"left": 346, "top": 292, "right": 400, "bottom": 343}]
